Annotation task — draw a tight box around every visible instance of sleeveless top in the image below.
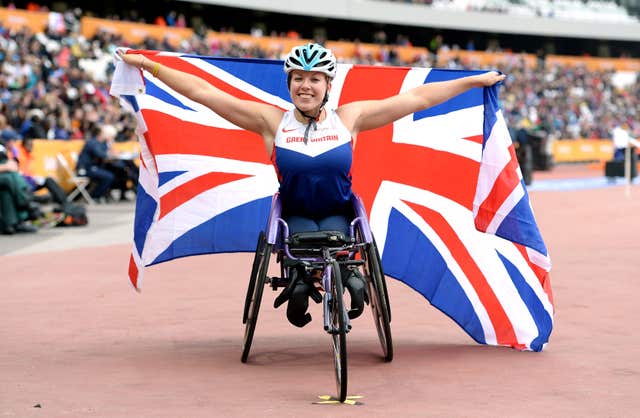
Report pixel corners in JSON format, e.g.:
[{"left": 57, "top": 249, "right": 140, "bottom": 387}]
[{"left": 272, "top": 109, "right": 353, "bottom": 219}]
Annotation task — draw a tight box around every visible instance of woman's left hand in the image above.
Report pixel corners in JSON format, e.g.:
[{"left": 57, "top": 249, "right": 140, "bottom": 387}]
[{"left": 473, "top": 71, "right": 506, "bottom": 87}]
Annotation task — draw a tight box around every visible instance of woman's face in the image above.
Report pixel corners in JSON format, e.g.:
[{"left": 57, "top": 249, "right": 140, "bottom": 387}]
[{"left": 289, "top": 70, "right": 330, "bottom": 113}]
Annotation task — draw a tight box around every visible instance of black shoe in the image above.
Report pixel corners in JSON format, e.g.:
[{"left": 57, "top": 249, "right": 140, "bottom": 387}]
[
  {"left": 2, "top": 225, "right": 15, "bottom": 235},
  {"left": 286, "top": 281, "right": 313, "bottom": 328},
  {"left": 344, "top": 270, "right": 368, "bottom": 319},
  {"left": 274, "top": 267, "right": 302, "bottom": 309},
  {"left": 119, "top": 190, "right": 132, "bottom": 201},
  {"left": 15, "top": 222, "right": 38, "bottom": 233},
  {"left": 33, "top": 193, "right": 52, "bottom": 204}
]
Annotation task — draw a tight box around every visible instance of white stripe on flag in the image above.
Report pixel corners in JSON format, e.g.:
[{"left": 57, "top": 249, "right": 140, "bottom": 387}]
[
  {"left": 155, "top": 154, "right": 277, "bottom": 196},
  {"left": 370, "top": 180, "right": 498, "bottom": 345},
  {"left": 143, "top": 167, "right": 278, "bottom": 264},
  {"left": 472, "top": 109, "right": 516, "bottom": 218},
  {"left": 484, "top": 183, "right": 525, "bottom": 235},
  {"left": 184, "top": 56, "right": 294, "bottom": 109},
  {"left": 393, "top": 106, "right": 484, "bottom": 161}
]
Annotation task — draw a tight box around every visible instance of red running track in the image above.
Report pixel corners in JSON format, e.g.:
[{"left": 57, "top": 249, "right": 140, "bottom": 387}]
[{"left": 1, "top": 178, "right": 639, "bottom": 417}]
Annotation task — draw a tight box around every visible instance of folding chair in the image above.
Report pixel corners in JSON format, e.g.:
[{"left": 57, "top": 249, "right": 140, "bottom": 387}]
[{"left": 56, "top": 153, "right": 95, "bottom": 205}]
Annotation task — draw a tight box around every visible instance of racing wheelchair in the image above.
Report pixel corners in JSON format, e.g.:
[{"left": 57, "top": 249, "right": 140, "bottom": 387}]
[{"left": 241, "top": 193, "right": 393, "bottom": 402}]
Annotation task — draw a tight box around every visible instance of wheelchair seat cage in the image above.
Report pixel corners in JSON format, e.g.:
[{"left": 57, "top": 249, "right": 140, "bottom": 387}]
[{"left": 240, "top": 192, "right": 393, "bottom": 402}]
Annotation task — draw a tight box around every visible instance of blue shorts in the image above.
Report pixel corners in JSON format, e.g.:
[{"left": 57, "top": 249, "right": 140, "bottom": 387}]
[{"left": 285, "top": 214, "right": 350, "bottom": 237}]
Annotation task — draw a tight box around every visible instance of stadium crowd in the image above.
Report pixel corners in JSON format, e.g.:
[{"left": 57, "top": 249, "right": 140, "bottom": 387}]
[
  {"left": 1, "top": 4, "right": 639, "bottom": 235},
  {"left": 380, "top": 0, "right": 639, "bottom": 22},
  {"left": 1, "top": 8, "right": 637, "bottom": 143}
]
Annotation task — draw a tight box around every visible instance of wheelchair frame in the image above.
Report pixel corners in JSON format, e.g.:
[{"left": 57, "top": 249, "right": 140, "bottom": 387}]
[{"left": 241, "top": 192, "right": 393, "bottom": 402}]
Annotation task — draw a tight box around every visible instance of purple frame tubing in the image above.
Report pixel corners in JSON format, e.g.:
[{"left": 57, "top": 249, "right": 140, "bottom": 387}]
[
  {"left": 349, "top": 194, "right": 373, "bottom": 245},
  {"left": 264, "top": 193, "right": 375, "bottom": 261},
  {"left": 265, "top": 193, "right": 282, "bottom": 246}
]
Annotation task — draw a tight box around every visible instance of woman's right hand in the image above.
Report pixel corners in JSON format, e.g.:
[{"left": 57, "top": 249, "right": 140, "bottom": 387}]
[
  {"left": 472, "top": 71, "right": 506, "bottom": 87},
  {"left": 117, "top": 50, "right": 144, "bottom": 68}
]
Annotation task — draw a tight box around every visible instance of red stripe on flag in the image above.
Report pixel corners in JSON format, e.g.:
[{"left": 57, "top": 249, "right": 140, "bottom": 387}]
[
  {"left": 342, "top": 65, "right": 479, "bottom": 214},
  {"left": 514, "top": 244, "right": 554, "bottom": 309},
  {"left": 541, "top": 271, "right": 554, "bottom": 311},
  {"left": 146, "top": 54, "right": 284, "bottom": 108},
  {"left": 128, "top": 254, "right": 139, "bottom": 290},
  {"left": 341, "top": 66, "right": 409, "bottom": 216},
  {"left": 404, "top": 200, "right": 519, "bottom": 346},
  {"left": 142, "top": 110, "right": 270, "bottom": 164},
  {"left": 475, "top": 144, "right": 520, "bottom": 231},
  {"left": 159, "top": 171, "right": 251, "bottom": 219},
  {"left": 464, "top": 134, "right": 484, "bottom": 144}
]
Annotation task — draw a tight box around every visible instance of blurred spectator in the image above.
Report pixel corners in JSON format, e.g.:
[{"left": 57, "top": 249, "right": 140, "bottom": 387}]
[
  {"left": 612, "top": 121, "right": 640, "bottom": 161},
  {"left": 166, "top": 11, "right": 177, "bottom": 27},
  {"left": 0, "top": 139, "right": 37, "bottom": 234},
  {"left": 12, "top": 136, "right": 70, "bottom": 208},
  {"left": 21, "top": 109, "right": 47, "bottom": 139},
  {"left": 429, "top": 34, "right": 443, "bottom": 54},
  {"left": 76, "top": 124, "right": 115, "bottom": 201},
  {"left": 176, "top": 13, "right": 187, "bottom": 28},
  {"left": 0, "top": 114, "right": 21, "bottom": 141}
]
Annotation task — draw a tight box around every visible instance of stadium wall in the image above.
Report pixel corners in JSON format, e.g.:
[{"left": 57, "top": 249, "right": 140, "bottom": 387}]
[
  {"left": 73, "top": 14, "right": 640, "bottom": 70},
  {"left": 183, "top": 0, "right": 640, "bottom": 41}
]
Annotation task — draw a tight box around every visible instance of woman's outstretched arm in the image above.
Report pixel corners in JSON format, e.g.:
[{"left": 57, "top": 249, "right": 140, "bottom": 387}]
[
  {"left": 118, "top": 51, "right": 283, "bottom": 143},
  {"left": 338, "top": 71, "right": 506, "bottom": 137}
]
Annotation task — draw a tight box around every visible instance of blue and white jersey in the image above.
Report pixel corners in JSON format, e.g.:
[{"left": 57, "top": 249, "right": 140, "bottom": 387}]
[{"left": 272, "top": 109, "right": 353, "bottom": 218}]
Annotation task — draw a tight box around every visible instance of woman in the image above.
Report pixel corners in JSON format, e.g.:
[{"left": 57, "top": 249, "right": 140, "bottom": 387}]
[{"left": 118, "top": 43, "right": 505, "bottom": 327}]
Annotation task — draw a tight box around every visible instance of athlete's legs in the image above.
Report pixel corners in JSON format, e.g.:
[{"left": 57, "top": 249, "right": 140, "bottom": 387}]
[
  {"left": 287, "top": 280, "right": 314, "bottom": 327},
  {"left": 342, "top": 268, "right": 367, "bottom": 319},
  {"left": 282, "top": 214, "right": 364, "bottom": 326},
  {"left": 318, "top": 214, "right": 366, "bottom": 317},
  {"left": 317, "top": 214, "right": 350, "bottom": 236},
  {"left": 283, "top": 216, "right": 317, "bottom": 327},
  {"left": 285, "top": 215, "right": 319, "bottom": 234}
]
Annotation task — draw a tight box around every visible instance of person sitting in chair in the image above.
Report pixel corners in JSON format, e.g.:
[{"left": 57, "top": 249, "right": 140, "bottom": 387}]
[
  {"left": 76, "top": 124, "right": 116, "bottom": 201},
  {"left": 118, "top": 43, "right": 505, "bottom": 327}
]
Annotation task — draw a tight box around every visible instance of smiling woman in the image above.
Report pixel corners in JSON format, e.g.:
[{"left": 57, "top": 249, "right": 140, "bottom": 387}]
[
  {"left": 117, "top": 42, "right": 505, "bottom": 327},
  {"left": 284, "top": 43, "right": 336, "bottom": 140}
]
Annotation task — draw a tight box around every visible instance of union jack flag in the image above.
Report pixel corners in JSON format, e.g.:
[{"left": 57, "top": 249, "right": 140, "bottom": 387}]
[{"left": 111, "top": 50, "right": 553, "bottom": 352}]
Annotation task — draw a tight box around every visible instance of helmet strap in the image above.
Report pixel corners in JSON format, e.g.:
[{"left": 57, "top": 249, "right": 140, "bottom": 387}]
[
  {"left": 296, "top": 107, "right": 318, "bottom": 145},
  {"left": 296, "top": 92, "right": 328, "bottom": 145}
]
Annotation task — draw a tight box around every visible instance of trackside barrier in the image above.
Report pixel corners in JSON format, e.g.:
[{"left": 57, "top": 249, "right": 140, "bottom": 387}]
[
  {"left": 552, "top": 139, "right": 615, "bottom": 163},
  {"left": 81, "top": 16, "right": 195, "bottom": 49},
  {"left": 0, "top": 8, "right": 48, "bottom": 32},
  {"left": 545, "top": 55, "right": 640, "bottom": 72}
]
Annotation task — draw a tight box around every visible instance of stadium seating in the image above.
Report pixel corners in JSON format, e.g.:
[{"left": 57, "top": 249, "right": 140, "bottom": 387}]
[
  {"left": 390, "top": 0, "right": 639, "bottom": 22},
  {"left": 0, "top": 5, "right": 637, "bottom": 153}
]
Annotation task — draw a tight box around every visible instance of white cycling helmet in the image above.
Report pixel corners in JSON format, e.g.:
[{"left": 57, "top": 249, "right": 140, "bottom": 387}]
[{"left": 284, "top": 43, "right": 337, "bottom": 79}]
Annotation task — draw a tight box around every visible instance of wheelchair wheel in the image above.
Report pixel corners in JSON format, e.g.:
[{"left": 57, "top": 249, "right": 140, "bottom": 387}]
[
  {"left": 329, "top": 260, "right": 348, "bottom": 402},
  {"left": 365, "top": 242, "right": 393, "bottom": 362},
  {"left": 241, "top": 232, "right": 271, "bottom": 363},
  {"left": 243, "top": 232, "right": 265, "bottom": 324},
  {"left": 373, "top": 239, "right": 391, "bottom": 322}
]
